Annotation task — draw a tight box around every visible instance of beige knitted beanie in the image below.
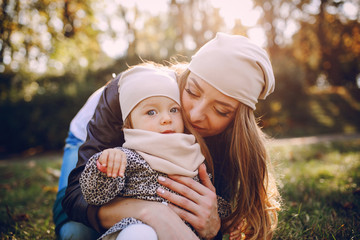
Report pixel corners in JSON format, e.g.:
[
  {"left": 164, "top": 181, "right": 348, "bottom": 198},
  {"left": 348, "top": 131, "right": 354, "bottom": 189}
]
[{"left": 188, "top": 32, "right": 275, "bottom": 110}]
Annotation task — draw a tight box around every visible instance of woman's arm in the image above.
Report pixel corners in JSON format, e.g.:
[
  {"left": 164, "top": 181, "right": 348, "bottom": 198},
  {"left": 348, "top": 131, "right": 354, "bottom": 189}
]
[
  {"left": 62, "top": 76, "right": 125, "bottom": 231},
  {"left": 99, "top": 198, "right": 199, "bottom": 240},
  {"left": 157, "top": 163, "right": 221, "bottom": 239}
]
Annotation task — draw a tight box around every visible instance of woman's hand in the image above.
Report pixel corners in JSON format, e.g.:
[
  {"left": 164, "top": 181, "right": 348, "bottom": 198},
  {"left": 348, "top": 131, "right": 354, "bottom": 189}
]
[
  {"left": 156, "top": 163, "right": 221, "bottom": 239},
  {"left": 98, "top": 197, "right": 199, "bottom": 240},
  {"left": 143, "top": 203, "right": 200, "bottom": 240}
]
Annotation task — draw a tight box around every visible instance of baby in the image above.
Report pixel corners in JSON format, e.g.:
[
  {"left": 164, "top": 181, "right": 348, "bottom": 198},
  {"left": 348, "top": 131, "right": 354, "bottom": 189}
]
[{"left": 80, "top": 65, "right": 230, "bottom": 240}]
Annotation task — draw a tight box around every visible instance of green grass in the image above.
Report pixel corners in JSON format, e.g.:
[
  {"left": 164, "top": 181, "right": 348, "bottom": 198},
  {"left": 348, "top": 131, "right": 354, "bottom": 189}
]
[
  {"left": 0, "top": 153, "right": 61, "bottom": 239},
  {"left": 0, "top": 139, "right": 359, "bottom": 239},
  {"left": 270, "top": 139, "right": 360, "bottom": 239}
]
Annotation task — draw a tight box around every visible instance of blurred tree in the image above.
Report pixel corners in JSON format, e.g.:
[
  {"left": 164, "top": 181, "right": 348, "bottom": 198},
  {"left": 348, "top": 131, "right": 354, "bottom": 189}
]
[
  {"left": 168, "top": 0, "right": 225, "bottom": 55},
  {"left": 0, "top": 0, "right": 101, "bottom": 72},
  {"left": 252, "top": 0, "right": 306, "bottom": 55},
  {"left": 128, "top": 0, "right": 227, "bottom": 59},
  {"left": 0, "top": 0, "right": 110, "bottom": 102},
  {"left": 292, "top": 0, "right": 360, "bottom": 87},
  {"left": 0, "top": 0, "right": 254, "bottom": 98},
  {"left": 107, "top": 0, "right": 229, "bottom": 62},
  {"left": 253, "top": 0, "right": 360, "bottom": 87}
]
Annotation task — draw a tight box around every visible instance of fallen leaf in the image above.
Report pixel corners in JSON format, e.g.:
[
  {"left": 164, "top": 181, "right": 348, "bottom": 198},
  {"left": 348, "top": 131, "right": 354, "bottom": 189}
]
[
  {"left": 0, "top": 183, "right": 11, "bottom": 190},
  {"left": 343, "top": 202, "right": 354, "bottom": 209},
  {"left": 27, "top": 160, "right": 36, "bottom": 168},
  {"left": 13, "top": 213, "right": 30, "bottom": 222},
  {"left": 46, "top": 167, "right": 61, "bottom": 178},
  {"left": 42, "top": 185, "right": 58, "bottom": 193},
  {"left": 6, "top": 205, "right": 30, "bottom": 222}
]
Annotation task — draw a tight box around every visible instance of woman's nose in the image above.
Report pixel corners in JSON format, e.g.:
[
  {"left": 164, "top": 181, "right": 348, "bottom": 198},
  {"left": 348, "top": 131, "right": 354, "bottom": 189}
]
[{"left": 189, "top": 102, "right": 206, "bottom": 122}]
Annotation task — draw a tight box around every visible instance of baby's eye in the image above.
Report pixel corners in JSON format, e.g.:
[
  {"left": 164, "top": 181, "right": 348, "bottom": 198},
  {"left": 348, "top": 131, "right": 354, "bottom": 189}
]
[
  {"left": 170, "top": 107, "right": 179, "bottom": 113},
  {"left": 147, "top": 110, "right": 156, "bottom": 115}
]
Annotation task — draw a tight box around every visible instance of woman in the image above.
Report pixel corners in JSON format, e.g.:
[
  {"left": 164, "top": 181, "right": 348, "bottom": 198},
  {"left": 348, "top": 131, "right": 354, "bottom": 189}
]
[{"left": 63, "top": 32, "right": 281, "bottom": 239}]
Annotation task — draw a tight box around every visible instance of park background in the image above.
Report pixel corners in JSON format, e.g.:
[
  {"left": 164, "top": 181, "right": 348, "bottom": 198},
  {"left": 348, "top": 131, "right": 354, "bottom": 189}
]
[{"left": 0, "top": 0, "right": 359, "bottom": 239}]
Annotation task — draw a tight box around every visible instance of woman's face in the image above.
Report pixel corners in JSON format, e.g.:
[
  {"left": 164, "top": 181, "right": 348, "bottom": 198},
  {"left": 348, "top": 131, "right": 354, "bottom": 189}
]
[{"left": 181, "top": 72, "right": 239, "bottom": 137}]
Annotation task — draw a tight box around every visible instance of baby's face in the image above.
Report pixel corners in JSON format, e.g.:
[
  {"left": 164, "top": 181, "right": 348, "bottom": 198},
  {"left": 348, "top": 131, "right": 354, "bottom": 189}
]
[{"left": 130, "top": 96, "right": 184, "bottom": 134}]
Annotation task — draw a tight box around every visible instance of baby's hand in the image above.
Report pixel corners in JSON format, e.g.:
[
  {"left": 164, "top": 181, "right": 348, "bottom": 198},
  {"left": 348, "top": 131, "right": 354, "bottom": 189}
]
[{"left": 97, "top": 148, "right": 127, "bottom": 178}]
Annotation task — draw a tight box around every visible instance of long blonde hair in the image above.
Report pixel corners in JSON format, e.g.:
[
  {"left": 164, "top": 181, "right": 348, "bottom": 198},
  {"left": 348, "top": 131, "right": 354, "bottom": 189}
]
[
  {"left": 222, "top": 104, "right": 280, "bottom": 239},
  {"left": 177, "top": 68, "right": 281, "bottom": 239}
]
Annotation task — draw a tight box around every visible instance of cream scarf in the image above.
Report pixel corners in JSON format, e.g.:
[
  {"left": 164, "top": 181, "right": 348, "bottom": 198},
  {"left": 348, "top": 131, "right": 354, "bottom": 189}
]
[{"left": 123, "top": 128, "right": 204, "bottom": 177}]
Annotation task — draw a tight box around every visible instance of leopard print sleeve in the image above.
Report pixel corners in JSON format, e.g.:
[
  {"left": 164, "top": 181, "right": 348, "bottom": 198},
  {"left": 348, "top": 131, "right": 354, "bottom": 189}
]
[
  {"left": 80, "top": 149, "right": 125, "bottom": 206},
  {"left": 217, "top": 195, "right": 232, "bottom": 219}
]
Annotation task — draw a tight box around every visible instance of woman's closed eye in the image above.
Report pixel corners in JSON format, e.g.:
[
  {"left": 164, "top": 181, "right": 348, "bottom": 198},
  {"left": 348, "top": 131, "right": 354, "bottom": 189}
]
[
  {"left": 214, "top": 107, "right": 231, "bottom": 117},
  {"left": 185, "top": 87, "right": 199, "bottom": 98}
]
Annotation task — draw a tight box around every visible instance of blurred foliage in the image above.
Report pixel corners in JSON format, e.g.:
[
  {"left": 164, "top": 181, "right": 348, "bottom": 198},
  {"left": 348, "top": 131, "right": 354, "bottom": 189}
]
[
  {"left": 257, "top": 50, "right": 360, "bottom": 138},
  {"left": 252, "top": 0, "right": 360, "bottom": 87},
  {"left": 292, "top": 1, "right": 360, "bottom": 87},
  {"left": 1, "top": 0, "right": 360, "bottom": 155},
  {"left": 0, "top": 0, "right": 107, "bottom": 75},
  {"left": 0, "top": 74, "right": 94, "bottom": 155}
]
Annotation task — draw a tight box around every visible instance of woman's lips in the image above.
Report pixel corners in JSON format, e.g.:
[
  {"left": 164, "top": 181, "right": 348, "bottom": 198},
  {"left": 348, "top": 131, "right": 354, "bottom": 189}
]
[{"left": 191, "top": 124, "right": 204, "bottom": 130}]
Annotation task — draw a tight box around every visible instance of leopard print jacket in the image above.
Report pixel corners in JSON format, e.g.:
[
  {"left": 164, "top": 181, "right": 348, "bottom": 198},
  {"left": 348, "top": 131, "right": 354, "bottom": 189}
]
[{"left": 80, "top": 147, "right": 231, "bottom": 239}]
